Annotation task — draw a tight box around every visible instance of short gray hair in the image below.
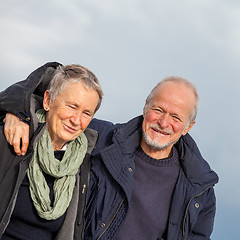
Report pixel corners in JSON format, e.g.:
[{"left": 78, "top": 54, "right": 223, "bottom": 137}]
[
  {"left": 48, "top": 64, "right": 103, "bottom": 113},
  {"left": 144, "top": 76, "right": 199, "bottom": 123}
]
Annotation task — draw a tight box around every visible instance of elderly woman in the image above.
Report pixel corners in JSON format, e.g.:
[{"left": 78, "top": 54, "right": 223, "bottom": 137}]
[{"left": 0, "top": 63, "right": 103, "bottom": 239}]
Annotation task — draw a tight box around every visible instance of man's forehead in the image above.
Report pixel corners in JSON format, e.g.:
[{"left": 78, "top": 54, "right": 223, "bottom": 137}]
[{"left": 155, "top": 81, "right": 195, "bottom": 101}]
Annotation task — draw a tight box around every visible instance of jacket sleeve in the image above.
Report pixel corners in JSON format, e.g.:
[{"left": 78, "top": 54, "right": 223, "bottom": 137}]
[
  {"left": 0, "top": 62, "right": 62, "bottom": 120},
  {"left": 88, "top": 118, "right": 115, "bottom": 155},
  {"left": 189, "top": 187, "right": 216, "bottom": 240}
]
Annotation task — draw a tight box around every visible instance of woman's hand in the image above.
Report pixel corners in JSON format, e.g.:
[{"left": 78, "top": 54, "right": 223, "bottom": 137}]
[{"left": 4, "top": 113, "right": 29, "bottom": 156}]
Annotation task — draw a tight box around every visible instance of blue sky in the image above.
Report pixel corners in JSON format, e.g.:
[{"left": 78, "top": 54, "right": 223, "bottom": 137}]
[{"left": 1, "top": 1, "right": 239, "bottom": 239}]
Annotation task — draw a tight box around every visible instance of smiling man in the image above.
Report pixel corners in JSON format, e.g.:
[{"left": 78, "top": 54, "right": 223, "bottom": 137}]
[
  {"left": 86, "top": 76, "right": 218, "bottom": 240},
  {"left": 141, "top": 79, "right": 196, "bottom": 159},
  {"left": 1, "top": 64, "right": 218, "bottom": 240}
]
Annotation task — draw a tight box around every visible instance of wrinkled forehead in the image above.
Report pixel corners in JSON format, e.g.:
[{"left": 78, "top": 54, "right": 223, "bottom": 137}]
[{"left": 155, "top": 81, "right": 196, "bottom": 103}]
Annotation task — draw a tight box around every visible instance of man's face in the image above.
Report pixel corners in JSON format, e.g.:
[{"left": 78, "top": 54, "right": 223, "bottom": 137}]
[
  {"left": 43, "top": 81, "right": 99, "bottom": 150},
  {"left": 141, "top": 81, "right": 195, "bottom": 158}
]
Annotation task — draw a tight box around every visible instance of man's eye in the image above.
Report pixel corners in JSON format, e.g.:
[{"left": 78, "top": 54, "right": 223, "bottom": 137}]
[
  {"left": 152, "top": 108, "right": 162, "bottom": 113},
  {"left": 172, "top": 116, "right": 181, "bottom": 122}
]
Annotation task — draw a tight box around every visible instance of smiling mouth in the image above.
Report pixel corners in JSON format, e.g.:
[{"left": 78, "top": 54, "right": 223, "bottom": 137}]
[
  {"left": 152, "top": 128, "right": 170, "bottom": 135},
  {"left": 63, "top": 124, "right": 77, "bottom": 133}
]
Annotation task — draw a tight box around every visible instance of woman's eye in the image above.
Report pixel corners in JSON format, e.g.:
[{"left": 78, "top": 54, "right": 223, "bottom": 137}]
[
  {"left": 68, "top": 105, "right": 76, "bottom": 109},
  {"left": 84, "top": 111, "right": 92, "bottom": 117}
]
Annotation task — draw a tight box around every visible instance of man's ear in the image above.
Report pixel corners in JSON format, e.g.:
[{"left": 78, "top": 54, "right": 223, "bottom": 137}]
[
  {"left": 43, "top": 90, "right": 50, "bottom": 111},
  {"left": 143, "top": 105, "right": 147, "bottom": 117},
  {"left": 182, "top": 120, "right": 196, "bottom": 136}
]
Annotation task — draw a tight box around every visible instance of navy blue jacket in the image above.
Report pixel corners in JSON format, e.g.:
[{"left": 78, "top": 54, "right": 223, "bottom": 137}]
[{"left": 86, "top": 116, "right": 218, "bottom": 240}]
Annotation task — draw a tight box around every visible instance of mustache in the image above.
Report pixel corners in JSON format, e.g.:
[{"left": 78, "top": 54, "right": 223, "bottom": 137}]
[{"left": 149, "top": 124, "right": 173, "bottom": 135}]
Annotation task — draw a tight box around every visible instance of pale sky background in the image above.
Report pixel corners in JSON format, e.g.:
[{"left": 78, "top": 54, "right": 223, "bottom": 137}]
[{"left": 0, "top": 1, "right": 239, "bottom": 239}]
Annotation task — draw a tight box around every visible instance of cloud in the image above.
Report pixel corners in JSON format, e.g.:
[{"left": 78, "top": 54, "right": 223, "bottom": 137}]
[
  {"left": 1, "top": 0, "right": 239, "bottom": 72},
  {"left": 0, "top": 1, "right": 239, "bottom": 239},
  {"left": 0, "top": 1, "right": 92, "bottom": 69}
]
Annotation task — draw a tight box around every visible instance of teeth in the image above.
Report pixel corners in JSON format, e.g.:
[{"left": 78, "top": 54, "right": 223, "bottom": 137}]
[{"left": 153, "top": 128, "right": 168, "bottom": 135}]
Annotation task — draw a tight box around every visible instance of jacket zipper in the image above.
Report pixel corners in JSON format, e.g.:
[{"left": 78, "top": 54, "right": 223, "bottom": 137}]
[
  {"left": 96, "top": 197, "right": 126, "bottom": 240},
  {"left": 79, "top": 154, "right": 91, "bottom": 240},
  {"left": 79, "top": 183, "right": 88, "bottom": 240},
  {"left": 181, "top": 185, "right": 214, "bottom": 240}
]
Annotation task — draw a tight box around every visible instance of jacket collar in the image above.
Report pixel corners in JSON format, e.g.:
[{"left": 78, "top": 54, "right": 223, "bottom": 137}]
[
  {"left": 176, "top": 134, "right": 219, "bottom": 188},
  {"left": 84, "top": 128, "right": 98, "bottom": 155}
]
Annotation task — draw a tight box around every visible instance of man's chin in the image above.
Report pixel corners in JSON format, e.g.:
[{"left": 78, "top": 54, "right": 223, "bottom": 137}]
[
  {"left": 143, "top": 132, "right": 171, "bottom": 151},
  {"left": 150, "top": 142, "right": 171, "bottom": 151}
]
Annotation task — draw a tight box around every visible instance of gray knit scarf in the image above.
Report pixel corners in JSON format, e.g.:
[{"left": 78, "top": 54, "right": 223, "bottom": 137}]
[{"left": 27, "top": 109, "right": 87, "bottom": 220}]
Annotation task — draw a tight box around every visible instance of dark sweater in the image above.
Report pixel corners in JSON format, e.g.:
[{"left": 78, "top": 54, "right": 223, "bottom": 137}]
[{"left": 115, "top": 147, "right": 180, "bottom": 240}]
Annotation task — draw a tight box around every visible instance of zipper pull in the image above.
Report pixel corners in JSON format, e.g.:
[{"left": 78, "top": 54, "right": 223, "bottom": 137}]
[{"left": 82, "top": 184, "right": 86, "bottom": 194}]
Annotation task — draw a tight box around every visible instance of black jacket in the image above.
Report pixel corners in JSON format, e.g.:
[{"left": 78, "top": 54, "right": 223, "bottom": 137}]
[{"left": 0, "top": 62, "right": 98, "bottom": 239}]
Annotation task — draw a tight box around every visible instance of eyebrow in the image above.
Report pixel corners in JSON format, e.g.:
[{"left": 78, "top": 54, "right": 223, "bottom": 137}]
[{"left": 152, "top": 105, "right": 183, "bottom": 120}]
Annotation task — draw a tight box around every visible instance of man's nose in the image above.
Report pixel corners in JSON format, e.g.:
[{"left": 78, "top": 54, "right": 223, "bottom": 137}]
[{"left": 157, "top": 113, "right": 170, "bottom": 128}]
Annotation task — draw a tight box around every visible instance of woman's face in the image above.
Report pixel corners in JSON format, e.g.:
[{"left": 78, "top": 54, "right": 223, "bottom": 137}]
[{"left": 43, "top": 81, "right": 99, "bottom": 150}]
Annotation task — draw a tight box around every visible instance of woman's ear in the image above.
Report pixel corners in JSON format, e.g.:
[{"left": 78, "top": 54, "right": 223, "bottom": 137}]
[{"left": 43, "top": 90, "right": 50, "bottom": 111}]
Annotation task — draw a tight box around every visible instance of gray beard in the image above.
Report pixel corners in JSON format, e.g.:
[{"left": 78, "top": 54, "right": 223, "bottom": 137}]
[{"left": 143, "top": 131, "right": 177, "bottom": 151}]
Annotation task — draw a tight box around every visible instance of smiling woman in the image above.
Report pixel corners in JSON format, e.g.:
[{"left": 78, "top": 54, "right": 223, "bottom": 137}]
[
  {"left": 0, "top": 63, "right": 103, "bottom": 239},
  {"left": 43, "top": 81, "right": 99, "bottom": 151}
]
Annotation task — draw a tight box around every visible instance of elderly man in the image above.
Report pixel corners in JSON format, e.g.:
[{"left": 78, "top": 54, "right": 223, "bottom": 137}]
[{"left": 0, "top": 62, "right": 218, "bottom": 240}]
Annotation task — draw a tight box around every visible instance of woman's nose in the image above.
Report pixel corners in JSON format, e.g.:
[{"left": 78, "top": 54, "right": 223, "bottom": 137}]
[{"left": 70, "top": 112, "right": 82, "bottom": 126}]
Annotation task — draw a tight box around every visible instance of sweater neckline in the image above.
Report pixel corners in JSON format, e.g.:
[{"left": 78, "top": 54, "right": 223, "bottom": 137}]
[{"left": 136, "top": 147, "right": 180, "bottom": 167}]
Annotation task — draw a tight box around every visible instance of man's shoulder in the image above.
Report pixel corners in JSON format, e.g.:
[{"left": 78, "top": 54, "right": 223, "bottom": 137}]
[
  {"left": 89, "top": 118, "right": 115, "bottom": 133},
  {"left": 177, "top": 134, "right": 219, "bottom": 185},
  {"left": 179, "top": 133, "right": 201, "bottom": 157},
  {"left": 88, "top": 118, "right": 117, "bottom": 154}
]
